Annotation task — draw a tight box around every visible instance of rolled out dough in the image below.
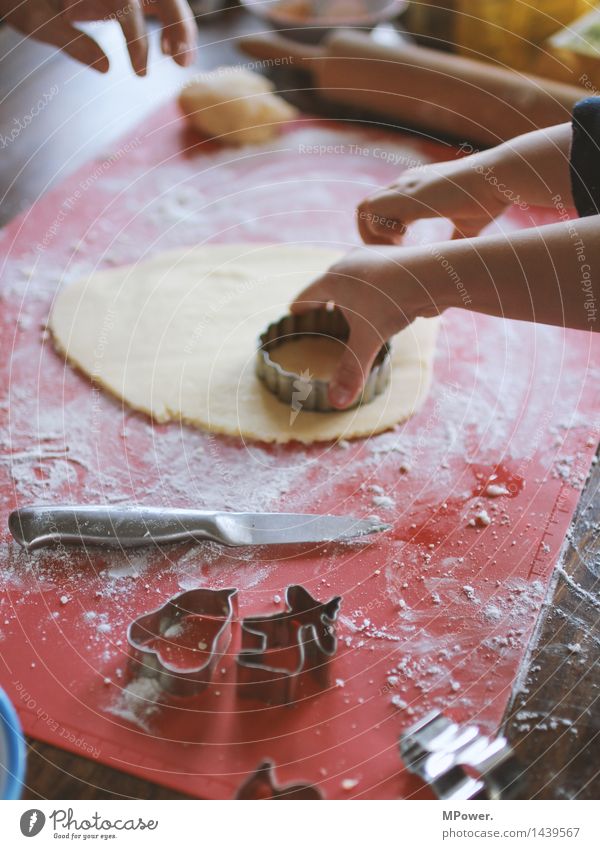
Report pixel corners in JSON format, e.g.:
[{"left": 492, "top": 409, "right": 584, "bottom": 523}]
[{"left": 49, "top": 244, "right": 439, "bottom": 444}]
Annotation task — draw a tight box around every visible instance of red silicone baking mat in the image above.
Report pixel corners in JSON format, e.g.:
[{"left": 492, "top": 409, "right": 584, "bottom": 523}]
[{"left": 0, "top": 106, "right": 599, "bottom": 799}]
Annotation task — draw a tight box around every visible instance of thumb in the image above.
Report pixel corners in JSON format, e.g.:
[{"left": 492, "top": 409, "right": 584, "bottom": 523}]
[
  {"left": 290, "top": 273, "right": 333, "bottom": 315},
  {"left": 451, "top": 219, "right": 487, "bottom": 239},
  {"left": 329, "top": 329, "right": 382, "bottom": 410}
]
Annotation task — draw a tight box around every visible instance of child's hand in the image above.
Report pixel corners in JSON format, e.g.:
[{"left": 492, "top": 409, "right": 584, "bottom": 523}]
[
  {"left": 357, "top": 156, "right": 511, "bottom": 244},
  {"left": 291, "top": 247, "right": 442, "bottom": 409},
  {"left": 290, "top": 123, "right": 590, "bottom": 409}
]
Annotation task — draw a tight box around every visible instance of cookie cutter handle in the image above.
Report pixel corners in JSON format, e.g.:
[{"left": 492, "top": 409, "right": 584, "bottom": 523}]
[{"left": 8, "top": 505, "right": 224, "bottom": 551}]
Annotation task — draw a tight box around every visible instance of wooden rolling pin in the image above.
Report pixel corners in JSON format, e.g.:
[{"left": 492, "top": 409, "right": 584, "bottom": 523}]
[{"left": 239, "top": 29, "right": 586, "bottom": 145}]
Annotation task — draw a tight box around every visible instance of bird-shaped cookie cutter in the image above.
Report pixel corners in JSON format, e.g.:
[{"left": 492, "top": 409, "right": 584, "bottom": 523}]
[
  {"left": 235, "top": 760, "right": 323, "bottom": 800},
  {"left": 256, "top": 307, "right": 391, "bottom": 412},
  {"left": 236, "top": 584, "right": 341, "bottom": 705},
  {"left": 127, "top": 587, "right": 238, "bottom": 698}
]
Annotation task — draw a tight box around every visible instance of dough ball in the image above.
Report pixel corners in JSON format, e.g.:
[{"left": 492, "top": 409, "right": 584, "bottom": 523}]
[{"left": 178, "top": 67, "right": 298, "bottom": 146}]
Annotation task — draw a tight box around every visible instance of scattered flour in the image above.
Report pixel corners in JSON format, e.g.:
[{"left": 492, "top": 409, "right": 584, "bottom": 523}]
[
  {"left": 485, "top": 484, "right": 509, "bottom": 497},
  {"left": 107, "top": 676, "right": 164, "bottom": 732}
]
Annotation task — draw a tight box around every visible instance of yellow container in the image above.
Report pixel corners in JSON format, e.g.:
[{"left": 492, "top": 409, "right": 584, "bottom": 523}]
[
  {"left": 453, "top": 0, "right": 592, "bottom": 69},
  {"left": 541, "top": 4, "right": 600, "bottom": 88}
]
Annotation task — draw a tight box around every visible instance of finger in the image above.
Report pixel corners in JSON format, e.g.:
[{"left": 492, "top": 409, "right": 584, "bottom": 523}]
[
  {"left": 37, "top": 19, "right": 109, "bottom": 72},
  {"left": 329, "top": 327, "right": 382, "bottom": 410},
  {"left": 289, "top": 274, "right": 334, "bottom": 314},
  {"left": 356, "top": 201, "right": 376, "bottom": 243},
  {"left": 360, "top": 227, "right": 400, "bottom": 246},
  {"left": 366, "top": 183, "right": 443, "bottom": 227},
  {"left": 63, "top": 1, "right": 109, "bottom": 21},
  {"left": 451, "top": 219, "right": 486, "bottom": 239},
  {"left": 117, "top": 0, "right": 149, "bottom": 76},
  {"left": 357, "top": 199, "right": 406, "bottom": 245},
  {"left": 368, "top": 217, "right": 404, "bottom": 244},
  {"left": 154, "top": 0, "right": 196, "bottom": 66},
  {"left": 360, "top": 228, "right": 394, "bottom": 245}
]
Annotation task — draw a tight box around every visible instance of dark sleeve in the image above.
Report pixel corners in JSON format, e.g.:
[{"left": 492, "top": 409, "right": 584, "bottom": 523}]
[{"left": 570, "top": 97, "right": 600, "bottom": 217}]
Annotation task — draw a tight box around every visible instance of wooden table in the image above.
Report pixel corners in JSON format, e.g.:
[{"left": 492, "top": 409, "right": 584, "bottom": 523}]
[{"left": 1, "top": 2, "right": 599, "bottom": 801}]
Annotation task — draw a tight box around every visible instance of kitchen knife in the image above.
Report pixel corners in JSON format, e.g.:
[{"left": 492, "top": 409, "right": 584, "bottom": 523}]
[{"left": 8, "top": 505, "right": 390, "bottom": 551}]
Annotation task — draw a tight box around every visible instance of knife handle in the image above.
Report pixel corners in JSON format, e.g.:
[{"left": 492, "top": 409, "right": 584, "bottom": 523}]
[{"left": 8, "top": 505, "right": 225, "bottom": 552}]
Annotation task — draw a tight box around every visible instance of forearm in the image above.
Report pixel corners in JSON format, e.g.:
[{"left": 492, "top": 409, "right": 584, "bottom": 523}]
[
  {"left": 472, "top": 122, "right": 574, "bottom": 208},
  {"left": 418, "top": 216, "right": 599, "bottom": 331}
]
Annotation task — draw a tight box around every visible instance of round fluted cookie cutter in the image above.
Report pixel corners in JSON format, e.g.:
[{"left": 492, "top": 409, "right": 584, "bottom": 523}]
[{"left": 256, "top": 307, "right": 391, "bottom": 412}]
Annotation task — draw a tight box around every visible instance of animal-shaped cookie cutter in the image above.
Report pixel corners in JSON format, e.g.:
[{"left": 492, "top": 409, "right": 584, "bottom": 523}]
[
  {"left": 256, "top": 307, "right": 391, "bottom": 412},
  {"left": 236, "top": 584, "right": 341, "bottom": 705},
  {"left": 235, "top": 760, "right": 323, "bottom": 800},
  {"left": 399, "top": 710, "right": 521, "bottom": 800},
  {"left": 127, "top": 587, "right": 238, "bottom": 698}
]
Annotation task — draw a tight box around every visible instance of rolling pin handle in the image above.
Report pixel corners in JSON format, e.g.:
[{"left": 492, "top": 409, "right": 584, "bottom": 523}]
[{"left": 237, "top": 32, "right": 323, "bottom": 71}]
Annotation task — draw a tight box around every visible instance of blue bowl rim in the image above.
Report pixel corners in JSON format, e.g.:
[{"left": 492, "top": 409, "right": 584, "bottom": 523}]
[{"left": 0, "top": 687, "right": 26, "bottom": 800}]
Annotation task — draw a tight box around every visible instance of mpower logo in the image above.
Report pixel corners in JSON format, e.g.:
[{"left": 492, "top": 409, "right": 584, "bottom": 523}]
[{"left": 20, "top": 810, "right": 46, "bottom": 837}]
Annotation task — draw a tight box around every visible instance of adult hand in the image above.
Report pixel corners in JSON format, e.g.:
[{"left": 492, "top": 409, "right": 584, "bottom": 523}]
[{"left": 1, "top": 0, "right": 196, "bottom": 75}]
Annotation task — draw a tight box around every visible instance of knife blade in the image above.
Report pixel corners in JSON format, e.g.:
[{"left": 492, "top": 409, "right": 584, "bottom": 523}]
[{"left": 8, "top": 505, "right": 390, "bottom": 552}]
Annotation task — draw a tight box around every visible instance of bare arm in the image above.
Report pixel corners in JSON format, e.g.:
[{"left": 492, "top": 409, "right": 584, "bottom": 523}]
[
  {"left": 475, "top": 122, "right": 573, "bottom": 208},
  {"left": 427, "top": 215, "right": 597, "bottom": 327},
  {"left": 292, "top": 216, "right": 599, "bottom": 408},
  {"left": 0, "top": 0, "right": 196, "bottom": 75}
]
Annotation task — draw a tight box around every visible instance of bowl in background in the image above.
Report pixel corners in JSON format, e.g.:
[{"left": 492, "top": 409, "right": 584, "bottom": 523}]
[
  {"left": 240, "top": 0, "right": 408, "bottom": 43},
  {"left": 0, "top": 688, "right": 26, "bottom": 799}
]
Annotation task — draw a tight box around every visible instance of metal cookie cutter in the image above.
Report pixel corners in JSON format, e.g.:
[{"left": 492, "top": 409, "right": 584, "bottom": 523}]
[
  {"left": 399, "top": 710, "right": 521, "bottom": 800},
  {"left": 235, "top": 760, "right": 323, "bottom": 800},
  {"left": 256, "top": 307, "right": 391, "bottom": 412},
  {"left": 237, "top": 584, "right": 341, "bottom": 705},
  {"left": 127, "top": 587, "right": 238, "bottom": 698}
]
